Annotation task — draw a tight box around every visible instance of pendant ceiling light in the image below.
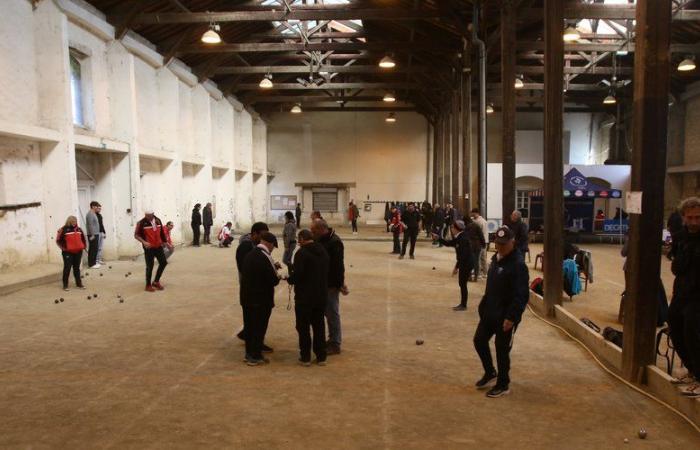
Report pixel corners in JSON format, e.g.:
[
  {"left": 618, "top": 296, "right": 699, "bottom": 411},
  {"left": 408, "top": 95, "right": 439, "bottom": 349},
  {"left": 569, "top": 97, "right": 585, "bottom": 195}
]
[
  {"left": 514, "top": 76, "right": 524, "bottom": 89},
  {"left": 383, "top": 92, "right": 396, "bottom": 102},
  {"left": 486, "top": 104, "right": 494, "bottom": 114},
  {"left": 603, "top": 92, "right": 616, "bottom": 105},
  {"left": 678, "top": 56, "right": 697, "bottom": 72},
  {"left": 291, "top": 104, "right": 302, "bottom": 114},
  {"left": 201, "top": 23, "right": 221, "bottom": 44},
  {"left": 385, "top": 112, "right": 397, "bottom": 123},
  {"left": 379, "top": 55, "right": 396, "bottom": 69},
  {"left": 562, "top": 25, "right": 580, "bottom": 42},
  {"left": 259, "top": 73, "right": 273, "bottom": 89}
]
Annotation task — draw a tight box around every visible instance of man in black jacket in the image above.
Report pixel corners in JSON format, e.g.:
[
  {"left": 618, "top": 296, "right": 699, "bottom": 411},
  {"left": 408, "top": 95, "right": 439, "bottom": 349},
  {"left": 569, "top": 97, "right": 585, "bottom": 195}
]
[
  {"left": 240, "top": 231, "right": 280, "bottom": 366},
  {"left": 202, "top": 203, "right": 213, "bottom": 245},
  {"left": 311, "top": 219, "right": 348, "bottom": 355},
  {"left": 669, "top": 197, "right": 700, "bottom": 398},
  {"left": 400, "top": 203, "right": 421, "bottom": 260},
  {"left": 235, "top": 222, "right": 274, "bottom": 353},
  {"left": 191, "top": 203, "right": 202, "bottom": 247},
  {"left": 434, "top": 220, "right": 474, "bottom": 311},
  {"left": 473, "top": 226, "right": 529, "bottom": 398},
  {"left": 288, "top": 229, "right": 330, "bottom": 366},
  {"left": 507, "top": 210, "right": 529, "bottom": 256}
]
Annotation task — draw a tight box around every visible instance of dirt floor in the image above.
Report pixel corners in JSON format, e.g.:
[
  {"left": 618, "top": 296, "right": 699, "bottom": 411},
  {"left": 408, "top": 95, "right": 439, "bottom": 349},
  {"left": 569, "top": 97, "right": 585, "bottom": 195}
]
[{"left": 0, "top": 229, "right": 698, "bottom": 448}]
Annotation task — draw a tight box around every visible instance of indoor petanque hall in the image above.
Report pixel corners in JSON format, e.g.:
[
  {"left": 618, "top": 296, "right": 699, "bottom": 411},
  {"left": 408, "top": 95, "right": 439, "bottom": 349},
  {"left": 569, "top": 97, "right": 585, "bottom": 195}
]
[{"left": 1, "top": 0, "right": 700, "bottom": 448}]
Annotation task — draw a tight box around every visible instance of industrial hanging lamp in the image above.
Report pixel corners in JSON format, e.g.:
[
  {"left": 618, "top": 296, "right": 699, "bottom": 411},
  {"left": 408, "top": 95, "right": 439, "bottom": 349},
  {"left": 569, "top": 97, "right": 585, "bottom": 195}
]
[
  {"left": 603, "top": 91, "right": 617, "bottom": 105},
  {"left": 514, "top": 75, "right": 524, "bottom": 89},
  {"left": 291, "top": 104, "right": 302, "bottom": 114},
  {"left": 379, "top": 55, "right": 396, "bottom": 69},
  {"left": 486, "top": 104, "right": 494, "bottom": 114},
  {"left": 562, "top": 25, "right": 580, "bottom": 42},
  {"left": 259, "top": 73, "right": 273, "bottom": 89},
  {"left": 201, "top": 21, "right": 222, "bottom": 44},
  {"left": 678, "top": 55, "right": 697, "bottom": 72},
  {"left": 383, "top": 92, "right": 396, "bottom": 102},
  {"left": 385, "top": 112, "right": 397, "bottom": 123}
]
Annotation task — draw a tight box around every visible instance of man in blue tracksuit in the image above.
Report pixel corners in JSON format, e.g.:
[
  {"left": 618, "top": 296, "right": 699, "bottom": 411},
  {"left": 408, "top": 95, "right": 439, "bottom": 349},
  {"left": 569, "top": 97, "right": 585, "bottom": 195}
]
[{"left": 473, "top": 226, "right": 530, "bottom": 398}]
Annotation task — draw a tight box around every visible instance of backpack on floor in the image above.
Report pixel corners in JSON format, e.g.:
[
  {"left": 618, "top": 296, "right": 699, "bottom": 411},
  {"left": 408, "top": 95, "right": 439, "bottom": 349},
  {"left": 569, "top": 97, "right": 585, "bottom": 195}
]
[
  {"left": 603, "top": 327, "right": 623, "bottom": 348},
  {"left": 530, "top": 277, "right": 544, "bottom": 296}
]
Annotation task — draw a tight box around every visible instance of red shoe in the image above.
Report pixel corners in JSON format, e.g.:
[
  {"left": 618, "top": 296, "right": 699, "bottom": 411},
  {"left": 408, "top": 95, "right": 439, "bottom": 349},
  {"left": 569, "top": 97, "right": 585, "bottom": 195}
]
[
  {"left": 145, "top": 284, "right": 156, "bottom": 292},
  {"left": 152, "top": 281, "right": 164, "bottom": 290}
]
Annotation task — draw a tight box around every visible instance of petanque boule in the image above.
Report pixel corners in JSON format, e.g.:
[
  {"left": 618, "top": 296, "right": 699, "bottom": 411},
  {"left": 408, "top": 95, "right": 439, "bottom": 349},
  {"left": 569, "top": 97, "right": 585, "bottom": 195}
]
[
  {"left": 87, "top": 296, "right": 92, "bottom": 300},
  {"left": 119, "top": 299, "right": 124, "bottom": 303},
  {"left": 416, "top": 339, "right": 424, "bottom": 345},
  {"left": 93, "top": 294, "right": 98, "bottom": 298},
  {"left": 624, "top": 438, "right": 629, "bottom": 444},
  {"left": 638, "top": 428, "right": 647, "bottom": 439},
  {"left": 59, "top": 298, "right": 64, "bottom": 303},
  {"left": 432, "top": 267, "right": 436, "bottom": 270},
  {"left": 99, "top": 273, "right": 103, "bottom": 277},
  {"left": 54, "top": 299, "right": 59, "bottom": 304}
]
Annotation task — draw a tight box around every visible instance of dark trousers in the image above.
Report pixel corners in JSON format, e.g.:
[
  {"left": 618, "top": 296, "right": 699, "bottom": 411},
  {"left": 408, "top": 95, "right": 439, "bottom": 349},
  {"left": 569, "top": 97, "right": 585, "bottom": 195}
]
[
  {"left": 401, "top": 228, "right": 418, "bottom": 256},
  {"left": 351, "top": 219, "right": 358, "bottom": 232},
  {"left": 386, "top": 220, "right": 390, "bottom": 232},
  {"left": 296, "top": 216, "right": 301, "bottom": 229},
  {"left": 145, "top": 246, "right": 167, "bottom": 286},
  {"left": 668, "top": 298, "right": 700, "bottom": 378},
  {"left": 192, "top": 225, "right": 200, "bottom": 246},
  {"left": 295, "top": 304, "right": 327, "bottom": 362},
  {"left": 458, "top": 265, "right": 469, "bottom": 307},
  {"left": 87, "top": 235, "right": 99, "bottom": 266},
  {"left": 203, "top": 225, "right": 211, "bottom": 244},
  {"left": 242, "top": 305, "right": 272, "bottom": 359},
  {"left": 62, "top": 251, "right": 83, "bottom": 287},
  {"left": 474, "top": 317, "right": 517, "bottom": 387},
  {"left": 392, "top": 231, "right": 401, "bottom": 253},
  {"left": 220, "top": 236, "right": 233, "bottom": 247}
]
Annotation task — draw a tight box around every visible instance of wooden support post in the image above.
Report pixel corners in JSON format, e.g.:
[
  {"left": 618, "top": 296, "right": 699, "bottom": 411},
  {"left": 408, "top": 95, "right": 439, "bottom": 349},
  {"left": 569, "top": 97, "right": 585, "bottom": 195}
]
[
  {"left": 462, "top": 59, "right": 472, "bottom": 212},
  {"left": 452, "top": 90, "right": 461, "bottom": 208},
  {"left": 442, "top": 110, "right": 449, "bottom": 204},
  {"left": 622, "top": 0, "right": 671, "bottom": 383},
  {"left": 432, "top": 122, "right": 439, "bottom": 204},
  {"left": 501, "top": 1, "right": 516, "bottom": 222},
  {"left": 543, "top": 0, "right": 565, "bottom": 316}
]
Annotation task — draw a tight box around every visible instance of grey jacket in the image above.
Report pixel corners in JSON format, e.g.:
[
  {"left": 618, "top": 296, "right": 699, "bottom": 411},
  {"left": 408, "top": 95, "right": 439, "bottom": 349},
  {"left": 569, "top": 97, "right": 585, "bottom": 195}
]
[
  {"left": 283, "top": 221, "right": 297, "bottom": 247},
  {"left": 85, "top": 211, "right": 100, "bottom": 236}
]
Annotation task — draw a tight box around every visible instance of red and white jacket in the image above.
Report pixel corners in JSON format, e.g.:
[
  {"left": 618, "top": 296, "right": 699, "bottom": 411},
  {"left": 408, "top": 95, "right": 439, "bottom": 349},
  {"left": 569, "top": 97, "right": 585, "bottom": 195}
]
[
  {"left": 135, "top": 216, "right": 167, "bottom": 248},
  {"left": 56, "top": 225, "right": 87, "bottom": 253}
]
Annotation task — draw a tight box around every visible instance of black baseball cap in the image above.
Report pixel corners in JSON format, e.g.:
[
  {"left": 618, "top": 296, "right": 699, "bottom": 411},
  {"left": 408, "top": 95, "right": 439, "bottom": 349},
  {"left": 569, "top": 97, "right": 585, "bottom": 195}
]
[{"left": 494, "top": 226, "right": 515, "bottom": 244}]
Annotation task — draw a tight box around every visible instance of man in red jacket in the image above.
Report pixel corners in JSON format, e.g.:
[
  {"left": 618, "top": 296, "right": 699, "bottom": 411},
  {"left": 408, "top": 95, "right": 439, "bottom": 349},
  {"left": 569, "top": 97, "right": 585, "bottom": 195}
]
[{"left": 134, "top": 209, "right": 172, "bottom": 292}]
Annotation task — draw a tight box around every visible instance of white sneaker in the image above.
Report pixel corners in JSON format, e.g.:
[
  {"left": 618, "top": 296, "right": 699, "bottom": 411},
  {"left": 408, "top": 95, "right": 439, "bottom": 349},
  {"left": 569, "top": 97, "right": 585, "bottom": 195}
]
[
  {"left": 680, "top": 382, "right": 700, "bottom": 398},
  {"left": 671, "top": 374, "right": 695, "bottom": 385},
  {"left": 90, "top": 264, "right": 101, "bottom": 269}
]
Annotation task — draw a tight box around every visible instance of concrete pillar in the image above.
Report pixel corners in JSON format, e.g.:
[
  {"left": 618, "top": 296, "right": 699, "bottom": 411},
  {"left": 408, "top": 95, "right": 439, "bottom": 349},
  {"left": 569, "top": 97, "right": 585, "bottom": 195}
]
[{"left": 34, "top": 1, "right": 79, "bottom": 264}]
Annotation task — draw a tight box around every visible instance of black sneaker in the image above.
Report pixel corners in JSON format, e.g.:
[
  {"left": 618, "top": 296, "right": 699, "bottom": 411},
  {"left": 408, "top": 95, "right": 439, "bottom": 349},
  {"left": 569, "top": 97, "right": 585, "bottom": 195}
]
[
  {"left": 475, "top": 372, "right": 498, "bottom": 390},
  {"left": 409, "top": 255, "right": 415, "bottom": 260},
  {"left": 327, "top": 344, "right": 341, "bottom": 355},
  {"left": 261, "top": 344, "right": 274, "bottom": 353},
  {"left": 452, "top": 305, "right": 467, "bottom": 311},
  {"left": 244, "top": 355, "right": 263, "bottom": 366},
  {"left": 486, "top": 385, "right": 510, "bottom": 398}
]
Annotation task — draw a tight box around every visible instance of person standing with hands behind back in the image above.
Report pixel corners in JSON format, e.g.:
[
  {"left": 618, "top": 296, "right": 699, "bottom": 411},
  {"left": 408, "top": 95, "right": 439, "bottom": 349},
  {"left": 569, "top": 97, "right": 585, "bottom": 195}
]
[
  {"left": 85, "top": 201, "right": 101, "bottom": 269},
  {"left": 473, "top": 226, "right": 529, "bottom": 398},
  {"left": 191, "top": 203, "right": 202, "bottom": 247},
  {"left": 202, "top": 202, "right": 213, "bottom": 245}
]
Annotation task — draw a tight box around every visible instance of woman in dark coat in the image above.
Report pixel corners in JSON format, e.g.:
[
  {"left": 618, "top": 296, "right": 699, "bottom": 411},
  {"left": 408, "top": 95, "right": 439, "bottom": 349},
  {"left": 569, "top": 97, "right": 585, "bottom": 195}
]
[
  {"left": 202, "top": 203, "right": 213, "bottom": 244},
  {"left": 191, "top": 203, "right": 202, "bottom": 247}
]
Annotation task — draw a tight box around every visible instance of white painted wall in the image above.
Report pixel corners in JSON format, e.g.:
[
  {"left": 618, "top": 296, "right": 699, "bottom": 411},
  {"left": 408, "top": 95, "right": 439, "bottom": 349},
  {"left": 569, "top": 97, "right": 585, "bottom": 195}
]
[
  {"left": 0, "top": 0, "right": 266, "bottom": 268},
  {"left": 266, "top": 111, "right": 429, "bottom": 224}
]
